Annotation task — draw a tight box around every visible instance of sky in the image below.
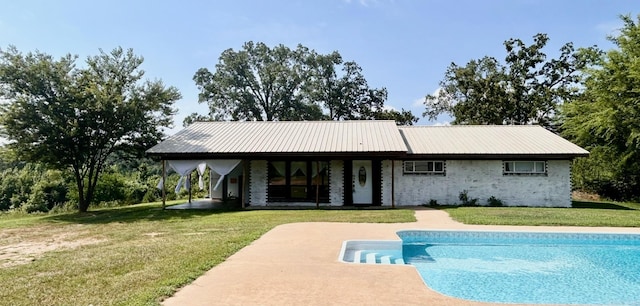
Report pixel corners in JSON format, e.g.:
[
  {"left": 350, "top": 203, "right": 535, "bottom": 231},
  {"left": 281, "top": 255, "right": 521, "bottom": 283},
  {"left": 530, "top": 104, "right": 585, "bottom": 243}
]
[{"left": 1, "top": 0, "right": 638, "bottom": 134}]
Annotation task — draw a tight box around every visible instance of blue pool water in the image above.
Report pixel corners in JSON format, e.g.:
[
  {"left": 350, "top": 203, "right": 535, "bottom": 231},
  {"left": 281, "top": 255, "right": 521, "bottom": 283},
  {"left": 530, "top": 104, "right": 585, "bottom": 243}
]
[{"left": 397, "top": 230, "right": 640, "bottom": 305}]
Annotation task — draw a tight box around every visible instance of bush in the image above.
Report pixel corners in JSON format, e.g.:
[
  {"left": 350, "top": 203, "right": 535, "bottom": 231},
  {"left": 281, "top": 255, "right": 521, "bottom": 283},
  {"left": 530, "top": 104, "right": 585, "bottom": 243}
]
[
  {"left": 22, "top": 170, "right": 68, "bottom": 212},
  {"left": 487, "top": 196, "right": 504, "bottom": 207},
  {"left": 96, "top": 172, "right": 127, "bottom": 204},
  {"left": 124, "top": 179, "right": 148, "bottom": 204},
  {"left": 459, "top": 190, "right": 478, "bottom": 206}
]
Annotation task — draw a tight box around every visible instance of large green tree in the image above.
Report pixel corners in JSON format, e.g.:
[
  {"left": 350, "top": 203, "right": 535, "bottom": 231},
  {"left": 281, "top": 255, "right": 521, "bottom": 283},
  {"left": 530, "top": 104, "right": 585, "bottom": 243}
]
[
  {"left": 562, "top": 15, "right": 640, "bottom": 200},
  {"left": 424, "top": 34, "right": 600, "bottom": 127},
  {"left": 193, "top": 41, "right": 322, "bottom": 121},
  {"left": 0, "top": 46, "right": 180, "bottom": 212},
  {"left": 191, "top": 41, "right": 417, "bottom": 125}
]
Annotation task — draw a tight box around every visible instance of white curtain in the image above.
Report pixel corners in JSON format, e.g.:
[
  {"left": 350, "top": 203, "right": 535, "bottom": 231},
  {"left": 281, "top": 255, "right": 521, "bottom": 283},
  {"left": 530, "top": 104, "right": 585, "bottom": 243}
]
[
  {"left": 164, "top": 160, "right": 201, "bottom": 194},
  {"left": 205, "top": 160, "right": 241, "bottom": 190},
  {"left": 156, "top": 159, "right": 241, "bottom": 194},
  {"left": 197, "top": 163, "right": 207, "bottom": 190}
]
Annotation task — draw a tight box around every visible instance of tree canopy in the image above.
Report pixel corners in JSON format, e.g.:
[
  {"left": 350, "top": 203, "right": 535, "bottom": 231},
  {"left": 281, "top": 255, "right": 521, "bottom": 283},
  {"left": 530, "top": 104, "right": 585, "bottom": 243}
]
[
  {"left": 0, "top": 46, "right": 180, "bottom": 212},
  {"left": 424, "top": 33, "right": 601, "bottom": 127},
  {"left": 561, "top": 15, "right": 640, "bottom": 200},
  {"left": 190, "top": 41, "right": 417, "bottom": 125}
]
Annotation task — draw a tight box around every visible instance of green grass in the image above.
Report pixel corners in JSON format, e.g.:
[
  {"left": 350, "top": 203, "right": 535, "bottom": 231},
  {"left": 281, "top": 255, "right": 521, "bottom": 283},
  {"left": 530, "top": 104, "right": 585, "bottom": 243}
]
[
  {"left": 3, "top": 199, "right": 640, "bottom": 305},
  {"left": 441, "top": 200, "right": 640, "bottom": 227},
  {"left": 0, "top": 202, "right": 415, "bottom": 306}
]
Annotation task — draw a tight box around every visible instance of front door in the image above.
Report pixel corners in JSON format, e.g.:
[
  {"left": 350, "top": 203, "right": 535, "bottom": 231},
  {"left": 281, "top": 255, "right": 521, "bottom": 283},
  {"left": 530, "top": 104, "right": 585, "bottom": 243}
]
[{"left": 352, "top": 160, "right": 373, "bottom": 204}]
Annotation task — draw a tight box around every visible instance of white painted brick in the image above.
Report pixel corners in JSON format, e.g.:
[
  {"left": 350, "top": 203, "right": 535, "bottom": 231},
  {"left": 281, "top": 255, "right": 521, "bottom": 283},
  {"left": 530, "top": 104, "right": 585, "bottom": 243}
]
[
  {"left": 381, "top": 160, "right": 393, "bottom": 206},
  {"left": 329, "top": 160, "right": 344, "bottom": 206},
  {"left": 249, "top": 160, "right": 268, "bottom": 206},
  {"left": 394, "top": 159, "right": 572, "bottom": 207}
]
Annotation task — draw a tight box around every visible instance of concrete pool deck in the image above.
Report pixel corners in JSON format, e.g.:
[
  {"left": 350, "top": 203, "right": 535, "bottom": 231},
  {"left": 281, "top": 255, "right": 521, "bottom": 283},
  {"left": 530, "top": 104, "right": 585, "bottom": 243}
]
[{"left": 162, "top": 208, "right": 640, "bottom": 306}]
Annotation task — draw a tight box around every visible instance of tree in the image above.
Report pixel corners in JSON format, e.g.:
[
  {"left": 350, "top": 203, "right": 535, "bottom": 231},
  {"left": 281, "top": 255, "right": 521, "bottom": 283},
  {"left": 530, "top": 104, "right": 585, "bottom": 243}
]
[
  {"left": 424, "top": 34, "right": 601, "bottom": 127},
  {"left": 0, "top": 46, "right": 180, "bottom": 212},
  {"left": 193, "top": 41, "right": 322, "bottom": 121},
  {"left": 372, "top": 108, "right": 418, "bottom": 125},
  {"left": 561, "top": 15, "right": 640, "bottom": 200},
  {"left": 192, "top": 41, "right": 416, "bottom": 124}
]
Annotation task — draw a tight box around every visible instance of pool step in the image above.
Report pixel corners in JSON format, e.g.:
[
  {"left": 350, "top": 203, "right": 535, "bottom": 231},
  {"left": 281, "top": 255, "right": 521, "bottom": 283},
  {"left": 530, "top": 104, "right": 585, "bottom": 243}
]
[{"left": 352, "top": 251, "right": 404, "bottom": 265}]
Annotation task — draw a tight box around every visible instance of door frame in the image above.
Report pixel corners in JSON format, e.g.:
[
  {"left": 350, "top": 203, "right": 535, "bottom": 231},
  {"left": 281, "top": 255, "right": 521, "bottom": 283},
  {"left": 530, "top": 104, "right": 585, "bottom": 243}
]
[{"left": 344, "top": 159, "right": 381, "bottom": 206}]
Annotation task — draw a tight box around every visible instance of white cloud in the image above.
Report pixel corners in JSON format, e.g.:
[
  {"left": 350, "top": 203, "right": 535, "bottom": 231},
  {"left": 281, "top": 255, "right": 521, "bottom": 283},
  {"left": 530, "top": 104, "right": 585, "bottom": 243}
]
[
  {"left": 383, "top": 104, "right": 397, "bottom": 111},
  {"left": 431, "top": 121, "right": 451, "bottom": 126},
  {"left": 411, "top": 97, "right": 424, "bottom": 107},
  {"left": 596, "top": 19, "right": 623, "bottom": 37}
]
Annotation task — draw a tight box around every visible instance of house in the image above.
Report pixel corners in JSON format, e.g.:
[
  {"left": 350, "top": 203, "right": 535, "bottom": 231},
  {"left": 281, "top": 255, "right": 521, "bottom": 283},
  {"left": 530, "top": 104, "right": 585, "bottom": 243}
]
[{"left": 146, "top": 120, "right": 588, "bottom": 208}]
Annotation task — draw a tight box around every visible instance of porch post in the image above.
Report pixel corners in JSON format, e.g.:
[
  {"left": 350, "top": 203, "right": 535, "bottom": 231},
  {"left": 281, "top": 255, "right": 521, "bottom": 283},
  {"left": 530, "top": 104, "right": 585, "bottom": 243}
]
[
  {"left": 162, "top": 159, "right": 166, "bottom": 209},
  {"left": 391, "top": 160, "right": 395, "bottom": 209},
  {"left": 188, "top": 173, "right": 192, "bottom": 204},
  {"left": 241, "top": 160, "right": 247, "bottom": 209},
  {"left": 315, "top": 161, "right": 320, "bottom": 208}
]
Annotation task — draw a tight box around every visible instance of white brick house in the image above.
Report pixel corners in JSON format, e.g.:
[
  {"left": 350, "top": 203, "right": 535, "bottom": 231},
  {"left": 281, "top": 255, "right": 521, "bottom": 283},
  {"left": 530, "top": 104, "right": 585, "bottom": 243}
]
[{"left": 147, "top": 121, "right": 588, "bottom": 208}]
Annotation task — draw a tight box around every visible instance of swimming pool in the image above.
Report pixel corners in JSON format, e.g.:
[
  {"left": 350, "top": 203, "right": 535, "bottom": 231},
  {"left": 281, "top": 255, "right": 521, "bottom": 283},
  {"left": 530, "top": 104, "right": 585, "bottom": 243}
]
[{"left": 341, "top": 230, "right": 640, "bottom": 305}]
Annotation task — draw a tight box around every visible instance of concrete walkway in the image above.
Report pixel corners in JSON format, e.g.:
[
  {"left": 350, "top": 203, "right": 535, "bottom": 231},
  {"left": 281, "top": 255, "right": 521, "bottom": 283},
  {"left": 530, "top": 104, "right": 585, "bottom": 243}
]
[{"left": 162, "top": 208, "right": 640, "bottom": 306}]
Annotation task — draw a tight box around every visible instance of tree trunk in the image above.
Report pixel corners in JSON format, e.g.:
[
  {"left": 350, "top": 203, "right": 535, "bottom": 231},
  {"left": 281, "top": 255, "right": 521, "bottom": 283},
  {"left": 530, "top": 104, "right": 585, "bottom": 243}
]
[
  {"left": 73, "top": 169, "right": 90, "bottom": 213},
  {"left": 76, "top": 180, "right": 89, "bottom": 213},
  {"left": 78, "top": 197, "right": 90, "bottom": 213}
]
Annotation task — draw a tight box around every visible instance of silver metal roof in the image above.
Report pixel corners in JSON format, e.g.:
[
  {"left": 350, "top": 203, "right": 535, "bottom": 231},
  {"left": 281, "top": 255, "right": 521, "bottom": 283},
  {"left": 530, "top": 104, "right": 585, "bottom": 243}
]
[
  {"left": 147, "top": 120, "right": 408, "bottom": 154},
  {"left": 398, "top": 125, "right": 589, "bottom": 156}
]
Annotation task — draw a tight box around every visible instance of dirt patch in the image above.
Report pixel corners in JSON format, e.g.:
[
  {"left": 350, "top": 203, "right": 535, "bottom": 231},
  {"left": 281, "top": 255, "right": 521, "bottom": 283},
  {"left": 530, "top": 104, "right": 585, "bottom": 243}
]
[
  {"left": 572, "top": 190, "right": 601, "bottom": 201},
  {"left": 143, "top": 232, "right": 165, "bottom": 237},
  {"left": 0, "top": 229, "right": 106, "bottom": 268}
]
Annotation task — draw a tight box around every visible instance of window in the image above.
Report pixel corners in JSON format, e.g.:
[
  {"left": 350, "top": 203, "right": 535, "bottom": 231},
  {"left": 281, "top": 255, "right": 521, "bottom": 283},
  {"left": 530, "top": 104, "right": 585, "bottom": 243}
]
[
  {"left": 268, "top": 161, "right": 329, "bottom": 202},
  {"left": 403, "top": 161, "right": 445, "bottom": 174},
  {"left": 503, "top": 161, "right": 546, "bottom": 175}
]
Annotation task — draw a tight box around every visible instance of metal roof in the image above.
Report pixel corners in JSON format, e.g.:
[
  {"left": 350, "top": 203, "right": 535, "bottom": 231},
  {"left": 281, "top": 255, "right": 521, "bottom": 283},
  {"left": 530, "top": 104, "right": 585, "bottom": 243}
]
[
  {"left": 398, "top": 125, "right": 589, "bottom": 157},
  {"left": 147, "top": 120, "right": 408, "bottom": 156}
]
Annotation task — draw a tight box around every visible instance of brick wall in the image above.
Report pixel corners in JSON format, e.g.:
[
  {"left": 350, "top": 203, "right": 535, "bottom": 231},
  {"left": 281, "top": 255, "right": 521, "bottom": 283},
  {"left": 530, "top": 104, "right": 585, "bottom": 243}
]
[
  {"left": 391, "top": 160, "right": 572, "bottom": 207},
  {"left": 329, "top": 160, "right": 344, "bottom": 206},
  {"left": 249, "top": 160, "right": 268, "bottom": 206}
]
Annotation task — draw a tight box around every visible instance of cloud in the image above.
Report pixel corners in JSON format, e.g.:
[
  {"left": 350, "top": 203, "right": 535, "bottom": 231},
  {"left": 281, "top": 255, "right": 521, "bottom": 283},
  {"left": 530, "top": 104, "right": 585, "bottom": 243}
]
[
  {"left": 431, "top": 121, "right": 451, "bottom": 126},
  {"left": 411, "top": 97, "right": 424, "bottom": 108},
  {"left": 382, "top": 104, "right": 397, "bottom": 111},
  {"left": 595, "top": 19, "right": 623, "bottom": 37}
]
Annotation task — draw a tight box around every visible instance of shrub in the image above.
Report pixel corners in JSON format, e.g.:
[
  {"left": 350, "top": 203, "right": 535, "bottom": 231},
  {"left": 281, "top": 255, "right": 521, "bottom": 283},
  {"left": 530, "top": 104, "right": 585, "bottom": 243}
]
[
  {"left": 428, "top": 199, "right": 439, "bottom": 206},
  {"left": 487, "top": 196, "right": 504, "bottom": 207},
  {"left": 459, "top": 190, "right": 479, "bottom": 206}
]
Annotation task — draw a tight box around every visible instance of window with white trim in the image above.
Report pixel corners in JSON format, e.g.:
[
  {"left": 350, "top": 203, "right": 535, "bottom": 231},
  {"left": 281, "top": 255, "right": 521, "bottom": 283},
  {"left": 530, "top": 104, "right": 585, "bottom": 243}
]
[
  {"left": 403, "top": 161, "right": 445, "bottom": 174},
  {"left": 503, "top": 161, "right": 546, "bottom": 175}
]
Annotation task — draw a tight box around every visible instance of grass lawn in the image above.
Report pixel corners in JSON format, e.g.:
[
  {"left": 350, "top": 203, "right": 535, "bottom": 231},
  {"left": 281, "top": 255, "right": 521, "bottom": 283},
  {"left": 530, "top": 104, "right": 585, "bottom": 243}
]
[
  {"left": 0, "top": 202, "right": 415, "bottom": 306},
  {"left": 2, "top": 199, "right": 640, "bottom": 305},
  {"left": 442, "top": 200, "right": 640, "bottom": 227}
]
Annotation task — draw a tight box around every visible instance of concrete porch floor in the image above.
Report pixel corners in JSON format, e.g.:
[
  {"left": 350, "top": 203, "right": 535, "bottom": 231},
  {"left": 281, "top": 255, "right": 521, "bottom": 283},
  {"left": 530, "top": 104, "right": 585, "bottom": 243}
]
[
  {"left": 162, "top": 208, "right": 640, "bottom": 306},
  {"left": 164, "top": 198, "right": 226, "bottom": 210}
]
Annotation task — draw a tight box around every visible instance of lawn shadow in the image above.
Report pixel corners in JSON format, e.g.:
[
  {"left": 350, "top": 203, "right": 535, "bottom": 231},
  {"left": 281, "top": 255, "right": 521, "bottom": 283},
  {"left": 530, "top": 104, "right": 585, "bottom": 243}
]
[
  {"left": 571, "top": 201, "right": 635, "bottom": 210},
  {"left": 44, "top": 201, "right": 245, "bottom": 225}
]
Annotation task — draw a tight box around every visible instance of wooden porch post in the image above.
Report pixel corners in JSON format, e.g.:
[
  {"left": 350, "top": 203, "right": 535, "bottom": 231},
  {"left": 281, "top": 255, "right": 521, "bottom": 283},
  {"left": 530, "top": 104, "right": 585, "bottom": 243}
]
[
  {"left": 391, "top": 160, "right": 395, "bottom": 209},
  {"left": 162, "top": 159, "right": 166, "bottom": 210}
]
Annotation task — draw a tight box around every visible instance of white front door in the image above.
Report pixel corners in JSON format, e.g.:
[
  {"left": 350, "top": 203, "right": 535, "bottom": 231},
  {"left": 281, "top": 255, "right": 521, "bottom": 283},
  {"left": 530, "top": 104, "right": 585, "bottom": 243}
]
[{"left": 352, "top": 160, "right": 373, "bottom": 204}]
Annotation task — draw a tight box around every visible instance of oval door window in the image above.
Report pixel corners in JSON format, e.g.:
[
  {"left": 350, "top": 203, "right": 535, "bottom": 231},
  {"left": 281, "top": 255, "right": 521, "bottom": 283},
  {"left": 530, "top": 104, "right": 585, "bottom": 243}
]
[{"left": 358, "top": 166, "right": 366, "bottom": 187}]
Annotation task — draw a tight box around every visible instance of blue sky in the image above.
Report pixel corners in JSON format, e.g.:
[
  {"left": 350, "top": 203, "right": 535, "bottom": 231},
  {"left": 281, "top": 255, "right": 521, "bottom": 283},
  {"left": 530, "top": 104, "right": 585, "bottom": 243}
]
[{"left": 1, "top": 0, "right": 638, "bottom": 133}]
